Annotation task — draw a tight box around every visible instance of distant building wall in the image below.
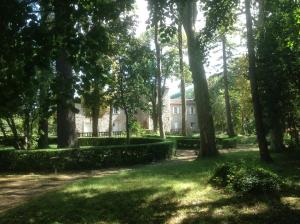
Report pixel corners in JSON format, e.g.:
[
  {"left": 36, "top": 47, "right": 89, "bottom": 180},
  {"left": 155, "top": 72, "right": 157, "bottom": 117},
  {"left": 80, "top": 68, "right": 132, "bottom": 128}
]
[{"left": 74, "top": 88, "right": 199, "bottom": 134}]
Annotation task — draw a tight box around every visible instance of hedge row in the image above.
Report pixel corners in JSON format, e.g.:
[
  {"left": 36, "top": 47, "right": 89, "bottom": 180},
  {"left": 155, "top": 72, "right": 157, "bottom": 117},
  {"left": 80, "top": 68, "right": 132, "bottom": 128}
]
[
  {"left": 0, "top": 139, "right": 175, "bottom": 172},
  {"left": 166, "top": 136, "right": 237, "bottom": 150}
]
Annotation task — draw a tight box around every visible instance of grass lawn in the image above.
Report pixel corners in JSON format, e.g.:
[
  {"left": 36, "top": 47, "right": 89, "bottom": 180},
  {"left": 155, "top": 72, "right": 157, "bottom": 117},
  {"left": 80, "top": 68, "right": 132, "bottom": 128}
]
[{"left": 0, "top": 149, "right": 300, "bottom": 224}]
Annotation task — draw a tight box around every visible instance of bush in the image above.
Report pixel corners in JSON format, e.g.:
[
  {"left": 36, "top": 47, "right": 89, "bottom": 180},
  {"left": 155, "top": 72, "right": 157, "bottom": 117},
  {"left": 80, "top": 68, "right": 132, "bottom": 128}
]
[
  {"left": 0, "top": 138, "right": 175, "bottom": 172},
  {"left": 210, "top": 162, "right": 282, "bottom": 195}
]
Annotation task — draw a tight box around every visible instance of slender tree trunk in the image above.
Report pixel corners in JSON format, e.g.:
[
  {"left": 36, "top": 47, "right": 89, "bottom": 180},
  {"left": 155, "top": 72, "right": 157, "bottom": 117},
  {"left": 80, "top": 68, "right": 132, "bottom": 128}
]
[
  {"left": 178, "top": 22, "right": 187, "bottom": 136},
  {"left": 0, "top": 119, "right": 7, "bottom": 138},
  {"left": 222, "top": 36, "right": 235, "bottom": 137},
  {"left": 124, "top": 108, "right": 130, "bottom": 144},
  {"left": 38, "top": 83, "right": 50, "bottom": 149},
  {"left": 38, "top": 117, "right": 48, "bottom": 149},
  {"left": 152, "top": 81, "right": 158, "bottom": 132},
  {"left": 178, "top": 1, "right": 217, "bottom": 157},
  {"left": 152, "top": 102, "right": 158, "bottom": 132},
  {"left": 109, "top": 104, "right": 113, "bottom": 137},
  {"left": 245, "top": 0, "right": 271, "bottom": 161},
  {"left": 24, "top": 110, "right": 31, "bottom": 149},
  {"left": 92, "top": 106, "right": 99, "bottom": 137},
  {"left": 154, "top": 13, "right": 165, "bottom": 139},
  {"left": 6, "top": 117, "right": 22, "bottom": 150}
]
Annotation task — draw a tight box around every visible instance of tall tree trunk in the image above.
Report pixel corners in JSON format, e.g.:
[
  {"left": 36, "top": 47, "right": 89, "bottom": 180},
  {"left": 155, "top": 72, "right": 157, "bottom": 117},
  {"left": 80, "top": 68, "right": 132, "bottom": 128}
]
[
  {"left": 178, "top": 22, "right": 187, "bottom": 136},
  {"left": 92, "top": 106, "right": 99, "bottom": 137},
  {"left": 0, "top": 119, "right": 7, "bottom": 138},
  {"left": 152, "top": 102, "right": 158, "bottom": 132},
  {"left": 152, "top": 81, "right": 158, "bottom": 132},
  {"left": 222, "top": 36, "right": 235, "bottom": 137},
  {"left": 56, "top": 51, "right": 77, "bottom": 148},
  {"left": 6, "top": 117, "right": 23, "bottom": 150},
  {"left": 38, "top": 82, "right": 50, "bottom": 149},
  {"left": 38, "top": 117, "right": 48, "bottom": 149},
  {"left": 245, "top": 0, "right": 271, "bottom": 161},
  {"left": 55, "top": 1, "right": 77, "bottom": 148},
  {"left": 109, "top": 104, "right": 113, "bottom": 137},
  {"left": 270, "top": 122, "right": 284, "bottom": 153},
  {"left": 24, "top": 110, "right": 31, "bottom": 149},
  {"left": 154, "top": 12, "right": 165, "bottom": 139},
  {"left": 124, "top": 108, "right": 130, "bottom": 144},
  {"left": 178, "top": 1, "right": 217, "bottom": 157}
]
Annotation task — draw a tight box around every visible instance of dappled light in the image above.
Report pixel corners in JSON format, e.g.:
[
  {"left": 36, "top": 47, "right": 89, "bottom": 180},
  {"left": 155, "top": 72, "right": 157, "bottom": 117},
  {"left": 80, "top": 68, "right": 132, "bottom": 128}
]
[{"left": 0, "top": 0, "right": 299, "bottom": 223}]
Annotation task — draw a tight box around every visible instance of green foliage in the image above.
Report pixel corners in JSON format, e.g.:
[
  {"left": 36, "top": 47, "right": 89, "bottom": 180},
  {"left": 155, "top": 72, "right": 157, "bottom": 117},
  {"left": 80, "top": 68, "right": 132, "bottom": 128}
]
[
  {"left": 210, "top": 162, "right": 282, "bottom": 195},
  {"left": 0, "top": 138, "right": 174, "bottom": 172}
]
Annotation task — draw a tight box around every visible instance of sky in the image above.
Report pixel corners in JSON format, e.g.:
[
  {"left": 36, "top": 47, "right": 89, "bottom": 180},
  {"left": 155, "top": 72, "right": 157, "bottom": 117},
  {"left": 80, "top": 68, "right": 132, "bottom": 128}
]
[{"left": 133, "top": 0, "right": 247, "bottom": 96}]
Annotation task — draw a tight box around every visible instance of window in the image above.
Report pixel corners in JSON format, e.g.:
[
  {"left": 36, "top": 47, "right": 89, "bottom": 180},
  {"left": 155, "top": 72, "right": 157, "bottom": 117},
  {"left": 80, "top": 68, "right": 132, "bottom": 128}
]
[
  {"left": 190, "top": 122, "right": 195, "bottom": 128},
  {"left": 173, "top": 106, "right": 180, "bottom": 114},
  {"left": 189, "top": 106, "right": 194, "bottom": 114},
  {"left": 113, "top": 107, "right": 119, "bottom": 114}
]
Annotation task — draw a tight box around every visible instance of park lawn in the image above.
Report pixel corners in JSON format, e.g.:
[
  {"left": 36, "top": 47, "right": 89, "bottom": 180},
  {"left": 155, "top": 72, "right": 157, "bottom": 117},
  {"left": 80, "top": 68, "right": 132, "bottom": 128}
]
[{"left": 0, "top": 149, "right": 299, "bottom": 224}]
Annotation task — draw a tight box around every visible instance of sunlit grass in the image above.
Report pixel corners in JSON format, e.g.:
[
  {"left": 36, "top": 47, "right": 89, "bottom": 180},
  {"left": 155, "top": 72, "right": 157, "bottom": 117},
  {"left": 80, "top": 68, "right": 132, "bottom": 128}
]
[{"left": 0, "top": 150, "right": 300, "bottom": 224}]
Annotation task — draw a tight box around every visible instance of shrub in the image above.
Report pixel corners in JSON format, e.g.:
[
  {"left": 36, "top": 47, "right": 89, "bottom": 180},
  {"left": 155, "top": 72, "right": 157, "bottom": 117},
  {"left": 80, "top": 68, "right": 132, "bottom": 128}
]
[
  {"left": 0, "top": 139, "right": 175, "bottom": 172},
  {"left": 209, "top": 162, "right": 238, "bottom": 187},
  {"left": 231, "top": 167, "right": 282, "bottom": 194},
  {"left": 210, "top": 162, "right": 282, "bottom": 195}
]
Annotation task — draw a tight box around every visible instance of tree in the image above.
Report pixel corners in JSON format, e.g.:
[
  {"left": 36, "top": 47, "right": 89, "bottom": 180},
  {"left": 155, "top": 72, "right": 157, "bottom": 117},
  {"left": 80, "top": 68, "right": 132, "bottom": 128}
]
[
  {"left": 153, "top": 2, "right": 166, "bottom": 139},
  {"left": 113, "top": 38, "right": 154, "bottom": 142},
  {"left": 256, "top": 0, "right": 300, "bottom": 151},
  {"left": 176, "top": 1, "right": 215, "bottom": 156},
  {"left": 178, "top": 22, "right": 187, "bottom": 136},
  {"left": 222, "top": 35, "right": 235, "bottom": 137},
  {"left": 244, "top": 0, "right": 271, "bottom": 161}
]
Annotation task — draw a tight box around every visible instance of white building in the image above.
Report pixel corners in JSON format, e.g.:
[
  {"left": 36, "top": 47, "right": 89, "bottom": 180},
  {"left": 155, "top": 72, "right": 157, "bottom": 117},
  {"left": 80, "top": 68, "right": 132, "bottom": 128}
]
[{"left": 75, "top": 88, "right": 199, "bottom": 134}]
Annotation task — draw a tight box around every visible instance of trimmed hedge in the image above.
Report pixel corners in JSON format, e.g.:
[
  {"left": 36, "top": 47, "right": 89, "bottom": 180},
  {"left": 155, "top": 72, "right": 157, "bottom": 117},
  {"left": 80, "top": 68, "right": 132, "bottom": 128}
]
[
  {"left": 0, "top": 138, "right": 175, "bottom": 172},
  {"left": 216, "top": 137, "right": 237, "bottom": 149},
  {"left": 166, "top": 136, "right": 236, "bottom": 150}
]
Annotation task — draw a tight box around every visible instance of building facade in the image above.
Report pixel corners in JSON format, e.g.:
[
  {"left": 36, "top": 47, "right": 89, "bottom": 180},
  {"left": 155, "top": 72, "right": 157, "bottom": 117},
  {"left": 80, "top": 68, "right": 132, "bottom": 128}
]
[{"left": 75, "top": 88, "right": 199, "bottom": 134}]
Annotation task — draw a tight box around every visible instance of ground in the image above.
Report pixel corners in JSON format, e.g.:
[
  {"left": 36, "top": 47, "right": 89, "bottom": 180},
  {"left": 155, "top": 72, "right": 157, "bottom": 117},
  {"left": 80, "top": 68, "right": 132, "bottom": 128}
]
[{"left": 0, "top": 148, "right": 299, "bottom": 224}]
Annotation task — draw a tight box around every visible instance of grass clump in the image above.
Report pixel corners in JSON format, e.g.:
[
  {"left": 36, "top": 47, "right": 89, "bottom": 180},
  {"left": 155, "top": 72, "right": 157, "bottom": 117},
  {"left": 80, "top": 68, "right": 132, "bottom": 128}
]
[{"left": 210, "top": 162, "right": 283, "bottom": 195}]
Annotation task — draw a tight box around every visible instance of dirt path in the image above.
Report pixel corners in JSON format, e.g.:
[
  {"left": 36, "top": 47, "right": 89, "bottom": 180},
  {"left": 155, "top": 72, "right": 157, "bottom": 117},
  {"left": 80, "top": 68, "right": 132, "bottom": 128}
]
[
  {"left": 0, "top": 150, "right": 197, "bottom": 214},
  {"left": 0, "top": 169, "right": 127, "bottom": 213}
]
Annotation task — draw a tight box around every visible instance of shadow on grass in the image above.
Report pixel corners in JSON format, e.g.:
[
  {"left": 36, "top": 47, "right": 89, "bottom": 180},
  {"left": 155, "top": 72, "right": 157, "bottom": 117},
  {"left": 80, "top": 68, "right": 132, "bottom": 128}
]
[
  {"left": 180, "top": 192, "right": 300, "bottom": 224},
  {"left": 0, "top": 186, "right": 190, "bottom": 224},
  {"left": 1, "top": 150, "right": 299, "bottom": 224}
]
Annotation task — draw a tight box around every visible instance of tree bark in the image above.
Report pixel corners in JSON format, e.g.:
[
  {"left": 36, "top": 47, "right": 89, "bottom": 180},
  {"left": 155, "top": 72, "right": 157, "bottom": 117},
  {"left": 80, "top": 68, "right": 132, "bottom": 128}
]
[
  {"left": 38, "top": 117, "right": 49, "bottom": 149},
  {"left": 92, "top": 106, "right": 99, "bottom": 137},
  {"left": 56, "top": 51, "right": 77, "bottom": 148},
  {"left": 6, "top": 117, "right": 23, "bottom": 150},
  {"left": 124, "top": 108, "right": 130, "bottom": 144},
  {"left": 109, "top": 104, "right": 113, "bottom": 137},
  {"left": 245, "top": 0, "right": 272, "bottom": 161},
  {"left": 178, "top": 1, "right": 217, "bottom": 157},
  {"left": 178, "top": 22, "right": 187, "bottom": 136},
  {"left": 23, "top": 110, "right": 31, "bottom": 149},
  {"left": 54, "top": 1, "right": 77, "bottom": 148},
  {"left": 222, "top": 36, "right": 235, "bottom": 137},
  {"left": 270, "top": 122, "right": 284, "bottom": 153},
  {"left": 152, "top": 80, "right": 158, "bottom": 132},
  {"left": 154, "top": 10, "right": 165, "bottom": 139}
]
